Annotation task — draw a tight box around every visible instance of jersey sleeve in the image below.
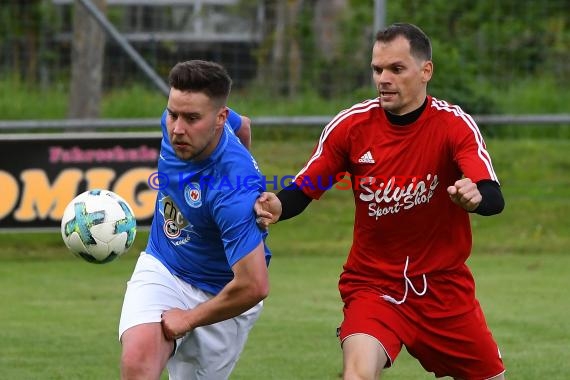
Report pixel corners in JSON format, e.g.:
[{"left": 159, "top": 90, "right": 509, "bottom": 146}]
[
  {"left": 226, "top": 107, "right": 243, "bottom": 133},
  {"left": 450, "top": 111, "right": 500, "bottom": 184},
  {"left": 211, "top": 175, "right": 267, "bottom": 267},
  {"left": 294, "top": 115, "right": 349, "bottom": 199}
]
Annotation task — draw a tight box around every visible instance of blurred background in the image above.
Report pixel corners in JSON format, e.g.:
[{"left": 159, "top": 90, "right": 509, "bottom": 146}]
[
  {"left": 1, "top": 2, "right": 570, "bottom": 379},
  {"left": 1, "top": 0, "right": 569, "bottom": 131}
]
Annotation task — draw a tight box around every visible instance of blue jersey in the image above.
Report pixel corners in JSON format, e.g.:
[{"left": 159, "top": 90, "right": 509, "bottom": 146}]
[{"left": 147, "top": 111, "right": 270, "bottom": 295}]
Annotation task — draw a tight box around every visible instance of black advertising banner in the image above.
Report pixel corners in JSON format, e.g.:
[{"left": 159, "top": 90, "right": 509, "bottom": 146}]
[{"left": 0, "top": 133, "right": 161, "bottom": 230}]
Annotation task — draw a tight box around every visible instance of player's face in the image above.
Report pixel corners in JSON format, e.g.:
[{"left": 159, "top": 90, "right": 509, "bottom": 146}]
[
  {"left": 166, "top": 88, "right": 228, "bottom": 161},
  {"left": 371, "top": 36, "right": 432, "bottom": 115}
]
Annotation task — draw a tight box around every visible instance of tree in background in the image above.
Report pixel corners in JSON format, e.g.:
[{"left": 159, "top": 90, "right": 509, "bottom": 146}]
[
  {"left": 253, "top": 0, "right": 367, "bottom": 99},
  {"left": 250, "top": 0, "right": 569, "bottom": 113},
  {"left": 387, "top": 0, "right": 570, "bottom": 112},
  {"left": 68, "top": 0, "right": 107, "bottom": 119},
  {"left": 252, "top": 0, "right": 304, "bottom": 98},
  {"left": 1, "top": 0, "right": 567, "bottom": 116},
  {"left": 0, "top": 0, "right": 53, "bottom": 86}
]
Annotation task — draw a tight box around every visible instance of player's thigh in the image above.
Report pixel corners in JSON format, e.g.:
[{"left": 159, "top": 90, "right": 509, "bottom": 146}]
[
  {"left": 338, "top": 290, "right": 408, "bottom": 367},
  {"left": 121, "top": 322, "right": 174, "bottom": 376},
  {"left": 342, "top": 334, "right": 388, "bottom": 380},
  {"left": 119, "top": 253, "right": 183, "bottom": 375}
]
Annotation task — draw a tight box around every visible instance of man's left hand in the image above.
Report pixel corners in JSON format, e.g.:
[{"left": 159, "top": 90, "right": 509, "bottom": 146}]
[{"left": 447, "top": 178, "right": 481, "bottom": 212}]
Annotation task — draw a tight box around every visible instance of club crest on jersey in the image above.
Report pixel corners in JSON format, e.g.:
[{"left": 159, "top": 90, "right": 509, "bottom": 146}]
[{"left": 184, "top": 182, "right": 202, "bottom": 208}]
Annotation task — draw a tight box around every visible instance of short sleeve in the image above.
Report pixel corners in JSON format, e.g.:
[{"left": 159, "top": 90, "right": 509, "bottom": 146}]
[{"left": 226, "top": 108, "right": 243, "bottom": 134}]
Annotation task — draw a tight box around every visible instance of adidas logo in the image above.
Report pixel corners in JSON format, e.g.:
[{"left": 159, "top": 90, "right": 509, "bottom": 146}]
[{"left": 358, "top": 150, "right": 375, "bottom": 164}]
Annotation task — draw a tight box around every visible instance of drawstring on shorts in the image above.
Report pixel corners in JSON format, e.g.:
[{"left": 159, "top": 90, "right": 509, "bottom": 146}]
[{"left": 381, "top": 256, "right": 428, "bottom": 305}]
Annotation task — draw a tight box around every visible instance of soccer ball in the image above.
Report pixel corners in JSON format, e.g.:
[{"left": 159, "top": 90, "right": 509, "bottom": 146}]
[{"left": 61, "top": 189, "right": 137, "bottom": 264}]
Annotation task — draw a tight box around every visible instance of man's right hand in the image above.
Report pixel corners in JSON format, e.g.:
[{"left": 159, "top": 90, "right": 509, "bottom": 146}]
[{"left": 254, "top": 192, "right": 282, "bottom": 229}]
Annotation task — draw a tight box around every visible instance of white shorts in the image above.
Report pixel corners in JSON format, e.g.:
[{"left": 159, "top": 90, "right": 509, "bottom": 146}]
[{"left": 119, "top": 252, "right": 263, "bottom": 380}]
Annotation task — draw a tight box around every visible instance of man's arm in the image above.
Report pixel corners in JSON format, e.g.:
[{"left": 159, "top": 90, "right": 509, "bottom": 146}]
[
  {"left": 276, "top": 183, "right": 312, "bottom": 220},
  {"left": 472, "top": 180, "right": 504, "bottom": 216},
  {"left": 160, "top": 242, "right": 269, "bottom": 340}
]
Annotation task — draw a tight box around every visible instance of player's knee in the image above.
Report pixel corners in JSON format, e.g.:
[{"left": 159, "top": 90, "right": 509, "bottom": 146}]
[
  {"left": 343, "top": 365, "right": 382, "bottom": 380},
  {"left": 120, "top": 347, "right": 144, "bottom": 379},
  {"left": 342, "top": 336, "right": 387, "bottom": 380},
  {"left": 343, "top": 358, "right": 383, "bottom": 380},
  {"left": 121, "top": 344, "right": 162, "bottom": 380}
]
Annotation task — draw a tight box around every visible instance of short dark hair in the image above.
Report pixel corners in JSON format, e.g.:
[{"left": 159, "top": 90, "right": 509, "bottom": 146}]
[
  {"left": 168, "top": 60, "right": 232, "bottom": 105},
  {"left": 375, "top": 23, "right": 432, "bottom": 61}
]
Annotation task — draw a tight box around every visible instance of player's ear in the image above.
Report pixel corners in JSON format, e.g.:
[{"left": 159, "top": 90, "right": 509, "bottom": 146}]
[
  {"left": 421, "top": 60, "right": 433, "bottom": 83},
  {"left": 216, "top": 106, "right": 229, "bottom": 129}
]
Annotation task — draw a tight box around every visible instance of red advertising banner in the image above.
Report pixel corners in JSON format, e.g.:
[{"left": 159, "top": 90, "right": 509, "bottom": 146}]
[{"left": 0, "top": 133, "right": 161, "bottom": 230}]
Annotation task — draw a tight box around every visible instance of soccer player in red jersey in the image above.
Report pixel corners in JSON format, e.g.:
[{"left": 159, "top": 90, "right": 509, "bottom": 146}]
[{"left": 256, "top": 23, "right": 506, "bottom": 379}]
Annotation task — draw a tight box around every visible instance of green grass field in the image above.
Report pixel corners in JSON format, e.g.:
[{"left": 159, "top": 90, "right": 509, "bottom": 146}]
[{"left": 0, "top": 138, "right": 569, "bottom": 379}]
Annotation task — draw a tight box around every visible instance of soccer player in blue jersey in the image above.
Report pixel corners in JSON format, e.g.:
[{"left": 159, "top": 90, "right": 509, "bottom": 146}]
[{"left": 119, "top": 60, "right": 271, "bottom": 380}]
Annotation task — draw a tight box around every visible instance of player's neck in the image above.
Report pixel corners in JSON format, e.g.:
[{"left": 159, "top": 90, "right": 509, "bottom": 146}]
[{"left": 384, "top": 97, "right": 428, "bottom": 126}]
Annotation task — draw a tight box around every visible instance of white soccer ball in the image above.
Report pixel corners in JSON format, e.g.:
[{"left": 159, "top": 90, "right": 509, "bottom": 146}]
[{"left": 61, "top": 189, "right": 137, "bottom": 264}]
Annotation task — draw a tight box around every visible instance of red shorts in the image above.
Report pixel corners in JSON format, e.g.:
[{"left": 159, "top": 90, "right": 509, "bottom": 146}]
[{"left": 338, "top": 271, "right": 505, "bottom": 379}]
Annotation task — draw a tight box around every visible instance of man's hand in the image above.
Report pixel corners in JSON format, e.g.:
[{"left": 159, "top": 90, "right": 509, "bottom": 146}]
[
  {"left": 447, "top": 178, "right": 481, "bottom": 212},
  {"left": 254, "top": 192, "right": 282, "bottom": 229},
  {"left": 161, "top": 308, "right": 192, "bottom": 341}
]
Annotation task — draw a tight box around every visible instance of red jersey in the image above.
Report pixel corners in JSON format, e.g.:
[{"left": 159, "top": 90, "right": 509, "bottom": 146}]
[{"left": 294, "top": 96, "right": 499, "bottom": 303}]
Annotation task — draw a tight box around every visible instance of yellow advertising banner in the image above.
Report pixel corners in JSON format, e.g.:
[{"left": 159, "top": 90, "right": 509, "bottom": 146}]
[{"left": 0, "top": 133, "right": 161, "bottom": 230}]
